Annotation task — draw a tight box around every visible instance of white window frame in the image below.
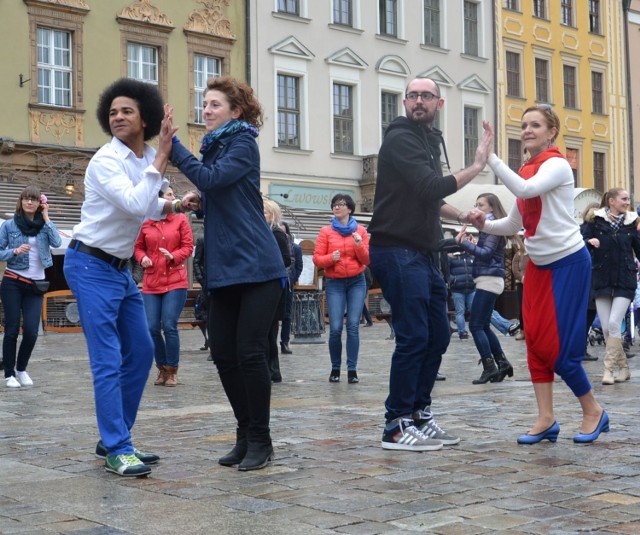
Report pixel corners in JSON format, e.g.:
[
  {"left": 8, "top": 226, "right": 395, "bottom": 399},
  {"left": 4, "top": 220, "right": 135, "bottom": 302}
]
[
  {"left": 561, "top": 53, "right": 580, "bottom": 109},
  {"left": 194, "top": 55, "right": 221, "bottom": 124},
  {"left": 37, "top": 27, "right": 73, "bottom": 108},
  {"left": 274, "top": 0, "right": 308, "bottom": 18},
  {"left": 504, "top": 40, "right": 525, "bottom": 98},
  {"left": 277, "top": 73, "right": 302, "bottom": 149},
  {"left": 463, "top": 0, "right": 480, "bottom": 57},
  {"left": 127, "top": 43, "right": 158, "bottom": 85},
  {"left": 423, "top": 0, "right": 442, "bottom": 47}
]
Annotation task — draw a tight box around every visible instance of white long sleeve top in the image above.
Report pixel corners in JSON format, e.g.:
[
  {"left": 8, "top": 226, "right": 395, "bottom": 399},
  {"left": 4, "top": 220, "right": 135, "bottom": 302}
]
[
  {"left": 72, "top": 137, "right": 167, "bottom": 258},
  {"left": 484, "top": 153, "right": 584, "bottom": 266}
]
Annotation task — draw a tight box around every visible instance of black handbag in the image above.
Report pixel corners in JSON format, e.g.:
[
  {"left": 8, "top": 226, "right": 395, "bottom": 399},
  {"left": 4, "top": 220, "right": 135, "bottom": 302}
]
[{"left": 31, "top": 279, "right": 50, "bottom": 295}]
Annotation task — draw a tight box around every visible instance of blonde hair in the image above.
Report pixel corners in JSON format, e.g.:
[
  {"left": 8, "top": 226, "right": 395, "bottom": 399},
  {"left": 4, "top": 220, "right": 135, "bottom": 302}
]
[{"left": 263, "top": 199, "right": 283, "bottom": 230}]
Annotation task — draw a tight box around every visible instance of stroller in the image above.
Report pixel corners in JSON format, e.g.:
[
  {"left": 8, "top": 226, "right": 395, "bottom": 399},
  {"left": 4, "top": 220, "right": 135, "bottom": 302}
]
[{"left": 588, "top": 314, "right": 605, "bottom": 346}]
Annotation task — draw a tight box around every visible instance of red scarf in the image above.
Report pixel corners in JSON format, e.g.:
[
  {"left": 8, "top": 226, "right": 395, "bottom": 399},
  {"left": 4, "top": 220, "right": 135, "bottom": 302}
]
[{"left": 517, "top": 146, "right": 566, "bottom": 238}]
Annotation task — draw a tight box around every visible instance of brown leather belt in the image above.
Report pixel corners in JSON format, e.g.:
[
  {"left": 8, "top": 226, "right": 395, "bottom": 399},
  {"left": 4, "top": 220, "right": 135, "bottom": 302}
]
[
  {"left": 3, "top": 270, "right": 33, "bottom": 285},
  {"left": 69, "top": 239, "right": 129, "bottom": 270}
]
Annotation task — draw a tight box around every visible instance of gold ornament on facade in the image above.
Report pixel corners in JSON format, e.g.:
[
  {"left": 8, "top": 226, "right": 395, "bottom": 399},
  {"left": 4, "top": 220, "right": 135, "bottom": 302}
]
[
  {"left": 184, "top": 0, "right": 234, "bottom": 39},
  {"left": 31, "top": 110, "right": 77, "bottom": 144},
  {"left": 31, "top": 0, "right": 89, "bottom": 9},
  {"left": 118, "top": 0, "right": 173, "bottom": 28}
]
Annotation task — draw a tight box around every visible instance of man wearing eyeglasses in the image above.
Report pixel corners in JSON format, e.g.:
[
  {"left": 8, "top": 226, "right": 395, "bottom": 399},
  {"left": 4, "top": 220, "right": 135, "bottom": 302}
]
[{"left": 369, "top": 77, "right": 493, "bottom": 452}]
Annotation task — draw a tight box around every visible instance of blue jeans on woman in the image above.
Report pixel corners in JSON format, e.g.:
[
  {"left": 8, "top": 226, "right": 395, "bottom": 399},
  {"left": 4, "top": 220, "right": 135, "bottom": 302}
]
[
  {"left": 142, "top": 289, "right": 188, "bottom": 368},
  {"left": 325, "top": 274, "right": 367, "bottom": 372},
  {"left": 469, "top": 289, "right": 504, "bottom": 359},
  {"left": 1, "top": 277, "right": 44, "bottom": 378}
]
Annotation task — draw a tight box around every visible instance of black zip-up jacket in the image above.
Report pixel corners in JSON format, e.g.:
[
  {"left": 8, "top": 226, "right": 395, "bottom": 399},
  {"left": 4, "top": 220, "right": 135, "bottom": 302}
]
[
  {"left": 369, "top": 116, "right": 457, "bottom": 253},
  {"left": 581, "top": 208, "right": 640, "bottom": 299}
]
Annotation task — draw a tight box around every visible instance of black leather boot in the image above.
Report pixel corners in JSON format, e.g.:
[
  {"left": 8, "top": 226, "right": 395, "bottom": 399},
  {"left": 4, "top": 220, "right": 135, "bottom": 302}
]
[
  {"left": 493, "top": 353, "right": 514, "bottom": 382},
  {"left": 218, "top": 427, "right": 248, "bottom": 467},
  {"left": 472, "top": 357, "right": 500, "bottom": 384},
  {"left": 238, "top": 433, "right": 274, "bottom": 471}
]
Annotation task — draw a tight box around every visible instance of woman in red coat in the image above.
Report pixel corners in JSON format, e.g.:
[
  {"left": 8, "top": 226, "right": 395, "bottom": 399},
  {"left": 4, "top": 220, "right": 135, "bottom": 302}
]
[
  {"left": 134, "top": 186, "right": 194, "bottom": 386},
  {"left": 313, "top": 194, "right": 370, "bottom": 384}
]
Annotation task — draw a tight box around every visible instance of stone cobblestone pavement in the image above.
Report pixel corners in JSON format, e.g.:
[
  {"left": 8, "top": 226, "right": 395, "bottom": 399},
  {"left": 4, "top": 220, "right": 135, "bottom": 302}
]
[{"left": 1, "top": 323, "right": 640, "bottom": 534}]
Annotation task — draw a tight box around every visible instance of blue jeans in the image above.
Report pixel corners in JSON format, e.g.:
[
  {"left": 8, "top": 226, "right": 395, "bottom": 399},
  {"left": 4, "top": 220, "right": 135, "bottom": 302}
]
[
  {"left": 451, "top": 291, "right": 474, "bottom": 336},
  {"left": 1, "top": 276, "right": 43, "bottom": 378},
  {"left": 325, "top": 274, "right": 367, "bottom": 371},
  {"left": 370, "top": 246, "right": 450, "bottom": 422},
  {"left": 64, "top": 247, "right": 154, "bottom": 456},
  {"left": 469, "top": 289, "right": 504, "bottom": 359},
  {"left": 490, "top": 310, "right": 512, "bottom": 335},
  {"left": 142, "top": 289, "right": 188, "bottom": 368}
]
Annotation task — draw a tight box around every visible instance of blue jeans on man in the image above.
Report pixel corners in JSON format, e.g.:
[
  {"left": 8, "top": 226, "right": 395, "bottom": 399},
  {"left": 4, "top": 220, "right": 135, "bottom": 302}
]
[
  {"left": 490, "top": 310, "right": 516, "bottom": 335},
  {"left": 451, "top": 290, "right": 474, "bottom": 337},
  {"left": 142, "top": 289, "right": 187, "bottom": 368},
  {"left": 370, "top": 246, "right": 449, "bottom": 422},
  {"left": 64, "top": 247, "right": 154, "bottom": 456},
  {"left": 325, "top": 274, "right": 367, "bottom": 372}
]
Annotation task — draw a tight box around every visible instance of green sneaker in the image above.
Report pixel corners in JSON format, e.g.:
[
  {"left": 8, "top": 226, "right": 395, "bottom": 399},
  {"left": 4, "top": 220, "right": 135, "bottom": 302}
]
[
  {"left": 105, "top": 453, "right": 152, "bottom": 477},
  {"left": 95, "top": 440, "right": 160, "bottom": 465}
]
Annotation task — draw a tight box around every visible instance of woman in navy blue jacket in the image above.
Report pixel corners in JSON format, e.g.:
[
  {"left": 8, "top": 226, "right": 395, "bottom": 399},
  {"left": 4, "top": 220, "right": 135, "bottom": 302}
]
[
  {"left": 166, "top": 77, "right": 287, "bottom": 471},
  {"left": 457, "top": 193, "right": 513, "bottom": 384}
]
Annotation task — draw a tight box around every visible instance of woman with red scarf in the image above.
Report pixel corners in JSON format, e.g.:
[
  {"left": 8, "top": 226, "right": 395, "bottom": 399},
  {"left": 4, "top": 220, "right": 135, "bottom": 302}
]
[{"left": 470, "top": 106, "right": 608, "bottom": 445}]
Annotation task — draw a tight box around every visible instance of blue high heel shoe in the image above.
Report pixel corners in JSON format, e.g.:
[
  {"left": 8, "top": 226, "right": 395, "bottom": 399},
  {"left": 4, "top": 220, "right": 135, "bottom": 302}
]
[
  {"left": 573, "top": 410, "right": 609, "bottom": 443},
  {"left": 517, "top": 421, "right": 560, "bottom": 444}
]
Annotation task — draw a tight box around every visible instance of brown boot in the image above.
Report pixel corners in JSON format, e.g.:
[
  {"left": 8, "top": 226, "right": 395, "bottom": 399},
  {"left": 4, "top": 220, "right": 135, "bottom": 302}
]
[
  {"left": 164, "top": 366, "right": 178, "bottom": 387},
  {"left": 154, "top": 365, "right": 167, "bottom": 386}
]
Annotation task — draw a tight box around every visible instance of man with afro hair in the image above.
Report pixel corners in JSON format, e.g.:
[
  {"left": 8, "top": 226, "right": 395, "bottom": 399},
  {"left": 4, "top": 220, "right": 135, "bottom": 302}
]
[{"left": 64, "top": 78, "right": 181, "bottom": 477}]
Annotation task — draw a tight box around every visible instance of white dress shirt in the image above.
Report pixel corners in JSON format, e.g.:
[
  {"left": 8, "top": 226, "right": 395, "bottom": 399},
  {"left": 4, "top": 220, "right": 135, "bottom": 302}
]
[{"left": 72, "top": 137, "right": 167, "bottom": 258}]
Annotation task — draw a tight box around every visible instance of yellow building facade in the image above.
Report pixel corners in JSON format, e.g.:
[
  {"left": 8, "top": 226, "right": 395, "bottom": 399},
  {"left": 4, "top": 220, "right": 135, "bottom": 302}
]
[
  {"left": 496, "top": 0, "right": 629, "bottom": 194},
  {"left": 0, "top": 0, "right": 246, "bottom": 194}
]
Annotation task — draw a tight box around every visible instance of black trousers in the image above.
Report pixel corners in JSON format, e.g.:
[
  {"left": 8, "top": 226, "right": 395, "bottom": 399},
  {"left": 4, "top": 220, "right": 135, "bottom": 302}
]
[{"left": 209, "top": 279, "right": 282, "bottom": 437}]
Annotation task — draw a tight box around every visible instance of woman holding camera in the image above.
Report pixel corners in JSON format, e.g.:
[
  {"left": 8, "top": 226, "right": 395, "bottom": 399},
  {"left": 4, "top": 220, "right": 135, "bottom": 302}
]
[{"left": 0, "top": 186, "right": 61, "bottom": 388}]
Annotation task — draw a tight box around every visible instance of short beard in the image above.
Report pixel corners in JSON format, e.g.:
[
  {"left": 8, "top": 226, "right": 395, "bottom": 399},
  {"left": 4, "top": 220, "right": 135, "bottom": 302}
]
[{"left": 408, "top": 108, "right": 435, "bottom": 126}]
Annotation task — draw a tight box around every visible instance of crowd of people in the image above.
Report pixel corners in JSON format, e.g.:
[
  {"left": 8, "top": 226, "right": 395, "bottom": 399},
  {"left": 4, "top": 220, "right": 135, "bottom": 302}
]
[{"left": 2, "top": 75, "right": 637, "bottom": 480}]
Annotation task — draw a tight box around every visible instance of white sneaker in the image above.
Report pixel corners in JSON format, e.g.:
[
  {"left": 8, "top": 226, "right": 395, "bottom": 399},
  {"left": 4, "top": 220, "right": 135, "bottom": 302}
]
[
  {"left": 15, "top": 371, "right": 33, "bottom": 386},
  {"left": 5, "top": 376, "right": 21, "bottom": 388}
]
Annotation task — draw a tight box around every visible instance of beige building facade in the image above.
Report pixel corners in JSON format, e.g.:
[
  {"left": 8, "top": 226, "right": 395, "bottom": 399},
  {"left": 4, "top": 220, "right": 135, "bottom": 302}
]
[{"left": 0, "top": 0, "right": 246, "bottom": 197}]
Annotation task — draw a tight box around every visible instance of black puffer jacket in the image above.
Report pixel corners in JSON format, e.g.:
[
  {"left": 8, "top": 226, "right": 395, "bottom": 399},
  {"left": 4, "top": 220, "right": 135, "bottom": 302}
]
[
  {"left": 448, "top": 253, "right": 474, "bottom": 294},
  {"left": 582, "top": 208, "right": 640, "bottom": 299}
]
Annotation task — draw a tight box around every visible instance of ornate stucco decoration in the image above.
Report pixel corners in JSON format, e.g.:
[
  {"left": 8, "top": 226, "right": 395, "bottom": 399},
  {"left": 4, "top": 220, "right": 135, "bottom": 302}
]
[
  {"left": 25, "top": 0, "right": 89, "bottom": 10},
  {"left": 184, "top": 0, "right": 235, "bottom": 39},
  {"left": 31, "top": 109, "right": 84, "bottom": 146},
  {"left": 117, "top": 0, "right": 174, "bottom": 29}
]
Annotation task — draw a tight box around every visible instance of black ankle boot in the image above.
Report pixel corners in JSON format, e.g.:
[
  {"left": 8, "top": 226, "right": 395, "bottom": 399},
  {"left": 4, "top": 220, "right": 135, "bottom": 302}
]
[
  {"left": 218, "top": 427, "right": 248, "bottom": 467},
  {"left": 493, "top": 352, "right": 514, "bottom": 382},
  {"left": 472, "top": 357, "right": 500, "bottom": 384},
  {"left": 238, "top": 438, "right": 274, "bottom": 471},
  {"left": 348, "top": 370, "right": 359, "bottom": 384}
]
